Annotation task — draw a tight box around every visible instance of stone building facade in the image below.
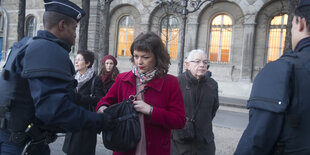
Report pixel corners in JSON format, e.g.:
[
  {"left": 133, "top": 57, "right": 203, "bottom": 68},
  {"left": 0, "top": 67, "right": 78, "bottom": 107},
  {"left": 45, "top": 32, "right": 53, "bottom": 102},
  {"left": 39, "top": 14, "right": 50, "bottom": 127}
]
[{"left": 0, "top": 0, "right": 290, "bottom": 100}]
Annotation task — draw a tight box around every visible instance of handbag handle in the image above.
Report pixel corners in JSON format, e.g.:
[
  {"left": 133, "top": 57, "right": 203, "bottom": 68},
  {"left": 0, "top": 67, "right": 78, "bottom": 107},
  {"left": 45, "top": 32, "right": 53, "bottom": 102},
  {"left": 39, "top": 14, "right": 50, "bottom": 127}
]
[{"left": 129, "top": 87, "right": 149, "bottom": 101}]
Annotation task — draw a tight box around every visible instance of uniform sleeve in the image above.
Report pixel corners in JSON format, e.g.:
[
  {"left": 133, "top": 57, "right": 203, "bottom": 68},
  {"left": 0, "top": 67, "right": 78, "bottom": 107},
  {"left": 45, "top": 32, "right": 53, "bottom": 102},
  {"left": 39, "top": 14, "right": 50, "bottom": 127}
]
[
  {"left": 28, "top": 77, "right": 102, "bottom": 132},
  {"left": 234, "top": 109, "right": 285, "bottom": 155}
]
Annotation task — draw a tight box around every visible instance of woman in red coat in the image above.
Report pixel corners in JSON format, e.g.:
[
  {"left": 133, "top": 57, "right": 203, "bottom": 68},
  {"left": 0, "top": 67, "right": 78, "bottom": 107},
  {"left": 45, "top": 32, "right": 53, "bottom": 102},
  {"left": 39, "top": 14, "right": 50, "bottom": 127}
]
[{"left": 96, "top": 31, "right": 186, "bottom": 155}]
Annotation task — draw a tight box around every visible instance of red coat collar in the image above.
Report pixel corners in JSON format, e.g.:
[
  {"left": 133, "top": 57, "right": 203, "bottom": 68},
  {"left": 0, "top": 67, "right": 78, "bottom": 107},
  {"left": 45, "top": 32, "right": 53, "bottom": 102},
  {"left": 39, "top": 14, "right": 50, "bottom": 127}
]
[{"left": 121, "top": 71, "right": 164, "bottom": 92}]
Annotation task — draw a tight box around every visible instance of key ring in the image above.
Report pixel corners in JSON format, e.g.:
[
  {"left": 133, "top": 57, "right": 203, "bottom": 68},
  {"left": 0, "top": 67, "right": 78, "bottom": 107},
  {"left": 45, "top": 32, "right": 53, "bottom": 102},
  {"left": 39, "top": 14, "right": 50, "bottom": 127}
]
[{"left": 129, "top": 95, "right": 136, "bottom": 101}]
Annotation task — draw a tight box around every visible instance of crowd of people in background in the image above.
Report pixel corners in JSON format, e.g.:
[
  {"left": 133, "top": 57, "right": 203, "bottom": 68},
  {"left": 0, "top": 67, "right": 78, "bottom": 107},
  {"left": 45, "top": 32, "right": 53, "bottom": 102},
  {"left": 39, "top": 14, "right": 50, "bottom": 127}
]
[{"left": 67, "top": 32, "right": 216, "bottom": 155}]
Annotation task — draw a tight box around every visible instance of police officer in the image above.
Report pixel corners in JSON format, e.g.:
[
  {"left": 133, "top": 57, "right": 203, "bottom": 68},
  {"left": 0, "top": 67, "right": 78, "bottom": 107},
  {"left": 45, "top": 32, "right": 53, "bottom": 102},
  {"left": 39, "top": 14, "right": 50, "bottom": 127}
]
[
  {"left": 0, "top": 0, "right": 112, "bottom": 154},
  {"left": 235, "top": 0, "right": 310, "bottom": 154}
]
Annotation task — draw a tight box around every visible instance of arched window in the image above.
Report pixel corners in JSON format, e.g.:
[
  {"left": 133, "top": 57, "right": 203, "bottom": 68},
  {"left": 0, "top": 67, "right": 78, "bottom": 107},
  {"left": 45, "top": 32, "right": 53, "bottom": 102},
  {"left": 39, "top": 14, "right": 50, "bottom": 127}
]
[
  {"left": 160, "top": 15, "right": 179, "bottom": 60},
  {"left": 267, "top": 14, "right": 288, "bottom": 62},
  {"left": 117, "top": 16, "right": 134, "bottom": 57},
  {"left": 25, "top": 16, "right": 36, "bottom": 37},
  {"left": 209, "top": 14, "right": 232, "bottom": 63}
]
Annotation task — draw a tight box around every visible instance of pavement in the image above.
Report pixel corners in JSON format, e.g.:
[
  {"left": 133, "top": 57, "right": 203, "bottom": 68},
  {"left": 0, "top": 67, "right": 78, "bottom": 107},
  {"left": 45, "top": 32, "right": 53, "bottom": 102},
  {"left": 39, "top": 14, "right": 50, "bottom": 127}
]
[
  {"left": 50, "top": 126, "right": 244, "bottom": 155},
  {"left": 219, "top": 96, "right": 247, "bottom": 108}
]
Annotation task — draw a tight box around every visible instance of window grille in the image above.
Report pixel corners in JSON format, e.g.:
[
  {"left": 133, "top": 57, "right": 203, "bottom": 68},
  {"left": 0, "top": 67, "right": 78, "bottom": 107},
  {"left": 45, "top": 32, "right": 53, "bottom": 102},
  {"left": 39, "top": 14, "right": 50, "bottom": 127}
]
[
  {"left": 267, "top": 14, "right": 288, "bottom": 62},
  {"left": 25, "top": 16, "right": 37, "bottom": 37},
  {"left": 117, "top": 16, "right": 134, "bottom": 57},
  {"left": 209, "top": 14, "right": 232, "bottom": 63},
  {"left": 160, "top": 15, "right": 179, "bottom": 60}
]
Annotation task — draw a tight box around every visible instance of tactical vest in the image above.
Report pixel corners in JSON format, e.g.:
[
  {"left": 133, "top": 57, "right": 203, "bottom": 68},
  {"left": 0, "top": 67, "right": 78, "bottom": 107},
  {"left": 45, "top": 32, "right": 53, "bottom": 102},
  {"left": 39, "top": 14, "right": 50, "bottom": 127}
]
[
  {"left": 246, "top": 41, "right": 310, "bottom": 154},
  {"left": 0, "top": 37, "right": 35, "bottom": 133},
  {"left": 276, "top": 44, "right": 310, "bottom": 154}
]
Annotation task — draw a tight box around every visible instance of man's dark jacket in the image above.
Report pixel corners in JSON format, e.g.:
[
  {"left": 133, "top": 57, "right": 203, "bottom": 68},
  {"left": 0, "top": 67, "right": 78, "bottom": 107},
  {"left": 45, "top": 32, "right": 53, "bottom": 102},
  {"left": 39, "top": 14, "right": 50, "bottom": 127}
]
[{"left": 172, "top": 70, "right": 219, "bottom": 143}]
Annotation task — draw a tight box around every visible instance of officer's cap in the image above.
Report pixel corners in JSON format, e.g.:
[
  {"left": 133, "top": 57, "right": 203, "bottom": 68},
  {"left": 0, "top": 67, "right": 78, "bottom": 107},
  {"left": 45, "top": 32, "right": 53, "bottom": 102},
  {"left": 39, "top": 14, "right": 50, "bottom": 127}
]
[
  {"left": 44, "top": 0, "right": 86, "bottom": 22},
  {"left": 297, "top": 0, "right": 310, "bottom": 9}
]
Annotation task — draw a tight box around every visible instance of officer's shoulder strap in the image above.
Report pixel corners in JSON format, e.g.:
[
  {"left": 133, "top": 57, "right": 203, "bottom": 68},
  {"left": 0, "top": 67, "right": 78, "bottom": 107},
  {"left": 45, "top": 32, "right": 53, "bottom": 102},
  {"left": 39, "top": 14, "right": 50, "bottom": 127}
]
[
  {"left": 2, "top": 37, "right": 34, "bottom": 71},
  {"left": 247, "top": 58, "right": 294, "bottom": 113},
  {"left": 21, "top": 38, "right": 75, "bottom": 81}
]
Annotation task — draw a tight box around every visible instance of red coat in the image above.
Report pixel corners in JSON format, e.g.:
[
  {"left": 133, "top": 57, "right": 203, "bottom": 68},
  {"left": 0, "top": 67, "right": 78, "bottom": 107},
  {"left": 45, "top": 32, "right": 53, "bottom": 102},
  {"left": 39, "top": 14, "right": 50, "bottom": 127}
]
[{"left": 97, "top": 71, "right": 186, "bottom": 155}]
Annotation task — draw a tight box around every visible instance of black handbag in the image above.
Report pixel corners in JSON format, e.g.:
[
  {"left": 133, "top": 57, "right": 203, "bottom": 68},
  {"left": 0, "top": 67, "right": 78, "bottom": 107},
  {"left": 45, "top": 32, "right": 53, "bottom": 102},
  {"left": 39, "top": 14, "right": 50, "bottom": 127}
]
[
  {"left": 174, "top": 97, "right": 203, "bottom": 141},
  {"left": 101, "top": 87, "right": 148, "bottom": 152},
  {"left": 176, "top": 117, "right": 196, "bottom": 141}
]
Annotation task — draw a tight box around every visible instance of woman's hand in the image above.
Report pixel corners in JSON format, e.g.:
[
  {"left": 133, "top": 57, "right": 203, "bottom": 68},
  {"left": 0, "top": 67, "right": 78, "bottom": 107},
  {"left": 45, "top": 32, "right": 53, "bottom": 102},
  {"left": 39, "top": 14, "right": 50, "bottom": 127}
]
[
  {"left": 133, "top": 100, "right": 152, "bottom": 116},
  {"left": 97, "top": 105, "right": 108, "bottom": 113}
]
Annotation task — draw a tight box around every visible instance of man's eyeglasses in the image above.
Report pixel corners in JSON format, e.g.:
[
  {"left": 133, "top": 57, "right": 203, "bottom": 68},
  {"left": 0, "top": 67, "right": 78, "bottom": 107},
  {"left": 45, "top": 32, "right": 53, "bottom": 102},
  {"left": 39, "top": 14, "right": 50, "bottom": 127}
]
[{"left": 189, "top": 60, "right": 209, "bottom": 65}]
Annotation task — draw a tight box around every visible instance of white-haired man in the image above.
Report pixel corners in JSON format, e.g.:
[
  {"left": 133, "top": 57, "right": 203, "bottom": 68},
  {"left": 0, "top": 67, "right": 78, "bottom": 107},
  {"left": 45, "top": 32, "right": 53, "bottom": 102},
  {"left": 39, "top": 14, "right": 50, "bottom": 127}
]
[{"left": 171, "top": 49, "right": 219, "bottom": 155}]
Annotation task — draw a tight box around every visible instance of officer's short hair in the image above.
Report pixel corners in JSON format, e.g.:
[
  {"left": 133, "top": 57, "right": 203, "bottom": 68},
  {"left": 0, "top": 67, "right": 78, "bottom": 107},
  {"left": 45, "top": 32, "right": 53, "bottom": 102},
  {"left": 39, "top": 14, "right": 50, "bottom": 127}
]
[
  {"left": 295, "top": 1, "right": 310, "bottom": 32},
  {"left": 43, "top": 11, "right": 76, "bottom": 30},
  {"left": 77, "top": 50, "right": 95, "bottom": 68}
]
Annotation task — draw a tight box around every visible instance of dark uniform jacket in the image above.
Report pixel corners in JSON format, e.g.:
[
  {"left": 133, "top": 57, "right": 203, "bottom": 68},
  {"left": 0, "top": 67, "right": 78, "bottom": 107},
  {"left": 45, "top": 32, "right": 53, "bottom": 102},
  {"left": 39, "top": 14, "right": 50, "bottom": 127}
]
[
  {"left": 63, "top": 73, "right": 104, "bottom": 155},
  {"left": 19, "top": 30, "right": 102, "bottom": 132},
  {"left": 172, "top": 70, "right": 219, "bottom": 143},
  {"left": 235, "top": 37, "right": 310, "bottom": 155}
]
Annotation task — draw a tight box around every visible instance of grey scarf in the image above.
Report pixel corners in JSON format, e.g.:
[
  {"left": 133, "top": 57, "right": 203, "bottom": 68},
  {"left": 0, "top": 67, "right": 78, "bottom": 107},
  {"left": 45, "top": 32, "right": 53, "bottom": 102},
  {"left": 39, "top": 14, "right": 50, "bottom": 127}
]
[{"left": 75, "top": 68, "right": 94, "bottom": 91}]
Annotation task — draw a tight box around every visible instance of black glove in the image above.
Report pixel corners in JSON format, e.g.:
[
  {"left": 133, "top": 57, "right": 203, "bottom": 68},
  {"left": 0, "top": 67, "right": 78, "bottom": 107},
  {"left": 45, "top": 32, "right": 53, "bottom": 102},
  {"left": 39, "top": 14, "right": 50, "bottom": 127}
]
[{"left": 99, "top": 112, "right": 116, "bottom": 131}]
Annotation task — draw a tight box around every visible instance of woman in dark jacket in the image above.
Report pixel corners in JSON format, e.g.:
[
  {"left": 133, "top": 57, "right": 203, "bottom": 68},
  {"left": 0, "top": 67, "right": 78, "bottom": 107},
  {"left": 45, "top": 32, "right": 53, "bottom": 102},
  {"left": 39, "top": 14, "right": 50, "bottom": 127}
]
[
  {"left": 62, "top": 50, "right": 105, "bottom": 155},
  {"left": 99, "top": 55, "right": 119, "bottom": 94}
]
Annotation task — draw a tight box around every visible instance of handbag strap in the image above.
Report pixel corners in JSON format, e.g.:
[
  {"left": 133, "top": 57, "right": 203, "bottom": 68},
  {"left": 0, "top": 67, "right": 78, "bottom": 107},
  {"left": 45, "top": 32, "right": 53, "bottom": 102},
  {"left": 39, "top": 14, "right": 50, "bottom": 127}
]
[
  {"left": 189, "top": 87, "right": 204, "bottom": 122},
  {"left": 129, "top": 87, "right": 149, "bottom": 101},
  {"left": 90, "top": 73, "right": 96, "bottom": 96}
]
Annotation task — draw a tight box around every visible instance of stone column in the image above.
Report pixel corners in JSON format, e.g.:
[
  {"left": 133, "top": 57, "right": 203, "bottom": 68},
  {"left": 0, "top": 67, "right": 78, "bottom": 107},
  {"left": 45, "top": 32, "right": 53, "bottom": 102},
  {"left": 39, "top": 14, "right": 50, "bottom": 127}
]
[
  {"left": 140, "top": 15, "right": 149, "bottom": 33},
  {"left": 185, "top": 16, "right": 199, "bottom": 54},
  {"left": 240, "top": 15, "right": 256, "bottom": 81}
]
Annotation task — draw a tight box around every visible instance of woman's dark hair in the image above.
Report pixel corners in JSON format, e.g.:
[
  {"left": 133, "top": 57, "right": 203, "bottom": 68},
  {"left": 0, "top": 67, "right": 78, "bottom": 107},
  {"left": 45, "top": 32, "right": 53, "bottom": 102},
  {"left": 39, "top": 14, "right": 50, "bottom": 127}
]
[
  {"left": 77, "top": 50, "right": 95, "bottom": 68},
  {"left": 130, "top": 31, "right": 171, "bottom": 77},
  {"left": 295, "top": 6, "right": 310, "bottom": 32}
]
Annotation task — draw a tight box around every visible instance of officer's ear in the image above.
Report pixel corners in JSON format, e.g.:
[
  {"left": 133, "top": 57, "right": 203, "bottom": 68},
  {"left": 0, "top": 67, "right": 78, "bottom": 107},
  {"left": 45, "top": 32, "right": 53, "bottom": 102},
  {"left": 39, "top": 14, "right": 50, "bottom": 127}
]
[
  {"left": 58, "top": 19, "right": 66, "bottom": 31},
  {"left": 297, "top": 16, "right": 307, "bottom": 32}
]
